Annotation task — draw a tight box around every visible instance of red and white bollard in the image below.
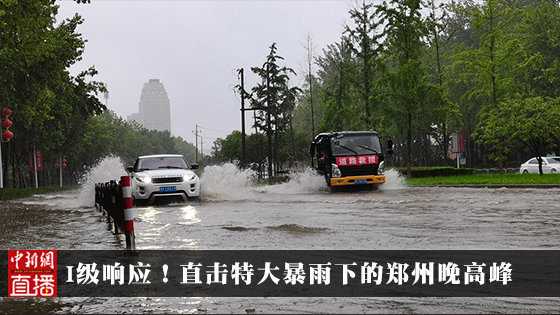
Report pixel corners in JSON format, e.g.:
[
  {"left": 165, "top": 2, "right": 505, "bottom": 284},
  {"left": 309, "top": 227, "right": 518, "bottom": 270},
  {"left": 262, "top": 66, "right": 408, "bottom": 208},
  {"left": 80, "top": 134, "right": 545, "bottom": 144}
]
[{"left": 121, "top": 176, "right": 136, "bottom": 251}]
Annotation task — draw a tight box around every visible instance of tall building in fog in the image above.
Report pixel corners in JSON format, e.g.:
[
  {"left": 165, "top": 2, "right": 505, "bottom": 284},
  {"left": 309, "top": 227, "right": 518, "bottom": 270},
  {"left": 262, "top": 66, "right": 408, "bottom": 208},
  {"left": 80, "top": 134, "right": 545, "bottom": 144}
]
[{"left": 128, "top": 79, "right": 171, "bottom": 132}]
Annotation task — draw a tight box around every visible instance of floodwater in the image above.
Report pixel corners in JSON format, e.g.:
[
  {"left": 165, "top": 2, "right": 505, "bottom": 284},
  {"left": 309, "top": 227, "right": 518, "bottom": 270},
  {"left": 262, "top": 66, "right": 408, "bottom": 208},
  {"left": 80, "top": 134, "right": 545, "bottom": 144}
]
[{"left": 1, "top": 157, "right": 559, "bottom": 313}]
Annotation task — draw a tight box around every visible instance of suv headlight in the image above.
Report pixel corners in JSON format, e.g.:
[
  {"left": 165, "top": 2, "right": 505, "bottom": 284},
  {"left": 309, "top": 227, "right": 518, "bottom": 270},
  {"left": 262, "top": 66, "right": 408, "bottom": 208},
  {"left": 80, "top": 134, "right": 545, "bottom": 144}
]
[
  {"left": 183, "top": 174, "right": 197, "bottom": 182},
  {"left": 378, "top": 161, "right": 385, "bottom": 175},
  {"left": 331, "top": 163, "right": 342, "bottom": 178},
  {"left": 137, "top": 175, "right": 151, "bottom": 184}
]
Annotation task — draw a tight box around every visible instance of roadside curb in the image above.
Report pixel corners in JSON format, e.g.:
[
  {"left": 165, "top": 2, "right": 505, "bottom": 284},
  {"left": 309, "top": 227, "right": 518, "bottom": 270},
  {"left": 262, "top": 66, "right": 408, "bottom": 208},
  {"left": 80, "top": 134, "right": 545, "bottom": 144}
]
[{"left": 408, "top": 184, "right": 560, "bottom": 189}]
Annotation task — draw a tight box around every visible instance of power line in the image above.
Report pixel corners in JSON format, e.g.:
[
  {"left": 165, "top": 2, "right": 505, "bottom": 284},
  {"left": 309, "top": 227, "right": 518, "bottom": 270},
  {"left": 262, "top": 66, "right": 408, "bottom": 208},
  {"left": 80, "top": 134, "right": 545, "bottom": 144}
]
[{"left": 197, "top": 125, "right": 232, "bottom": 135}]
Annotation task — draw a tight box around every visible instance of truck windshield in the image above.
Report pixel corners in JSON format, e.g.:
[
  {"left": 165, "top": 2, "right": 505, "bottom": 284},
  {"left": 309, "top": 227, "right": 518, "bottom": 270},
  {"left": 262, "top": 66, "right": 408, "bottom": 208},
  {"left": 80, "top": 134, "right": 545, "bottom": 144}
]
[
  {"left": 138, "top": 156, "right": 189, "bottom": 170},
  {"left": 331, "top": 135, "right": 381, "bottom": 156}
]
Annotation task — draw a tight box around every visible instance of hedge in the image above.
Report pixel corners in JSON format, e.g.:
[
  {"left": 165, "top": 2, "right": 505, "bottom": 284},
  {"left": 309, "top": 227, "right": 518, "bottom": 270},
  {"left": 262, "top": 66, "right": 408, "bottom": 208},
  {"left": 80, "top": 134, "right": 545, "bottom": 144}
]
[
  {"left": 393, "top": 167, "right": 475, "bottom": 178},
  {"left": 0, "top": 186, "right": 76, "bottom": 201}
]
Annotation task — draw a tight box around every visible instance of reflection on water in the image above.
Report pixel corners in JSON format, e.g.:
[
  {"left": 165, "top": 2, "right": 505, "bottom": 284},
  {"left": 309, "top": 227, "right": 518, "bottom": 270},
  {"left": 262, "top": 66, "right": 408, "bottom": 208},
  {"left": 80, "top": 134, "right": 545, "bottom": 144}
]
[
  {"left": 180, "top": 205, "right": 201, "bottom": 225},
  {"left": 137, "top": 206, "right": 160, "bottom": 224},
  {"left": 2, "top": 162, "right": 559, "bottom": 313}
]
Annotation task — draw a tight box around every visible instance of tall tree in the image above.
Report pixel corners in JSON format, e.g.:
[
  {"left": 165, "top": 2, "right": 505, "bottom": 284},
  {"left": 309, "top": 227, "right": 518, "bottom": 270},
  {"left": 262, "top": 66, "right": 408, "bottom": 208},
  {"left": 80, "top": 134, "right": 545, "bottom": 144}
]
[
  {"left": 0, "top": 0, "right": 106, "bottom": 187},
  {"left": 345, "top": 0, "right": 382, "bottom": 129},
  {"left": 250, "top": 43, "right": 300, "bottom": 182},
  {"left": 316, "top": 36, "right": 357, "bottom": 132},
  {"left": 516, "top": 0, "right": 560, "bottom": 98},
  {"left": 425, "top": 0, "right": 461, "bottom": 164},
  {"left": 378, "top": 0, "right": 431, "bottom": 177},
  {"left": 475, "top": 97, "right": 560, "bottom": 174}
]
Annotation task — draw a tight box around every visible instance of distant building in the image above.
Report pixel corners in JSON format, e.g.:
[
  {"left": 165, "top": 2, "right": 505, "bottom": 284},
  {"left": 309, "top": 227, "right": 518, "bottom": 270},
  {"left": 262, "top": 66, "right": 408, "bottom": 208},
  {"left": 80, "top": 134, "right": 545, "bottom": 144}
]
[
  {"left": 127, "top": 79, "right": 171, "bottom": 132},
  {"left": 127, "top": 112, "right": 141, "bottom": 124}
]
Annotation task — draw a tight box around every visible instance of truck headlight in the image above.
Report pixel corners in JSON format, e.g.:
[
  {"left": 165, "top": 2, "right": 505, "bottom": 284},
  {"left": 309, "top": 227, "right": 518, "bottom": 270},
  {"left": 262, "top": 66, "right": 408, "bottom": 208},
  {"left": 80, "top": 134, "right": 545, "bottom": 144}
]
[
  {"left": 137, "top": 175, "right": 151, "bottom": 183},
  {"left": 331, "top": 164, "right": 342, "bottom": 178},
  {"left": 378, "top": 161, "right": 385, "bottom": 175}
]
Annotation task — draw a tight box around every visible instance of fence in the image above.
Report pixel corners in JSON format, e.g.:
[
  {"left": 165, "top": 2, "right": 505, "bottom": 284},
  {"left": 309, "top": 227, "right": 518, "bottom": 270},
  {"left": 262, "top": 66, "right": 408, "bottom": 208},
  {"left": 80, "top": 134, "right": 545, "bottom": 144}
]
[
  {"left": 94, "top": 176, "right": 135, "bottom": 252},
  {"left": 474, "top": 168, "right": 520, "bottom": 174}
]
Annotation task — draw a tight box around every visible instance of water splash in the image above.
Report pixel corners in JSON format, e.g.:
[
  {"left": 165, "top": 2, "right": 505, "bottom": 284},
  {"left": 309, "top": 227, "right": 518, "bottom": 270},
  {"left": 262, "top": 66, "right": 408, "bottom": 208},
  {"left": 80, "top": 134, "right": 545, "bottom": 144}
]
[
  {"left": 77, "top": 156, "right": 127, "bottom": 207},
  {"left": 200, "top": 163, "right": 256, "bottom": 200},
  {"left": 258, "top": 168, "right": 328, "bottom": 194},
  {"left": 380, "top": 169, "right": 406, "bottom": 190}
]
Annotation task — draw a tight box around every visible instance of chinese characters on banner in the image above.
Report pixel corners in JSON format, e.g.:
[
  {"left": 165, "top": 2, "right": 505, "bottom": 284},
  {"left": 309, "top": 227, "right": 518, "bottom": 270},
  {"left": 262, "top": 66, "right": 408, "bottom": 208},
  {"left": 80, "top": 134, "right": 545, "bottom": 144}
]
[
  {"left": 8, "top": 250, "right": 57, "bottom": 297},
  {"left": 336, "top": 155, "right": 378, "bottom": 167},
  {"left": 63, "top": 260, "right": 512, "bottom": 287}
]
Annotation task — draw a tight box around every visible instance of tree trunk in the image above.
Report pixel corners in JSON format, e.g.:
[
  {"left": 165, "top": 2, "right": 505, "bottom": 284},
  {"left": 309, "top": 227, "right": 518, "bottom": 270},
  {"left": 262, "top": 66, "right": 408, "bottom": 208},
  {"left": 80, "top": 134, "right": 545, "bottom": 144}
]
[{"left": 407, "top": 112, "right": 412, "bottom": 178}]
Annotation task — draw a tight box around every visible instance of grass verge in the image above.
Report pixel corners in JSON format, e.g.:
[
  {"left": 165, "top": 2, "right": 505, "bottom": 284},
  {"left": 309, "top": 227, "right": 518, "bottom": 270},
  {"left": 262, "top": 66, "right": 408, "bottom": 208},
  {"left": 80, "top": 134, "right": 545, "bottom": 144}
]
[
  {"left": 405, "top": 173, "right": 560, "bottom": 186},
  {"left": 0, "top": 186, "right": 76, "bottom": 201}
]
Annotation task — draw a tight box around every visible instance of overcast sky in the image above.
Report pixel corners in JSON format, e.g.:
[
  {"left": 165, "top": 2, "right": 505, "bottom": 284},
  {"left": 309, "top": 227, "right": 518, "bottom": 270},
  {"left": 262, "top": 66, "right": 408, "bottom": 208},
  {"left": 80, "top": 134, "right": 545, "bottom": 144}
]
[{"left": 57, "top": 0, "right": 363, "bottom": 151}]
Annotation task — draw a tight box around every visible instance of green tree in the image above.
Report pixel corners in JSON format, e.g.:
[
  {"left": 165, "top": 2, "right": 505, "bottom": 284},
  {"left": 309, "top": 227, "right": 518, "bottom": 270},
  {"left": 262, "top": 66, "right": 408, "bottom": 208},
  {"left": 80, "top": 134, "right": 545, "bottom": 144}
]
[
  {"left": 250, "top": 43, "right": 300, "bottom": 181},
  {"left": 425, "top": 0, "right": 463, "bottom": 164},
  {"left": 345, "top": 0, "right": 382, "bottom": 129},
  {"left": 516, "top": 1, "right": 560, "bottom": 98},
  {"left": 315, "top": 37, "right": 357, "bottom": 132},
  {"left": 475, "top": 97, "right": 560, "bottom": 174},
  {"left": 448, "top": 0, "right": 531, "bottom": 168},
  {"left": 0, "top": 0, "right": 106, "bottom": 187},
  {"left": 378, "top": 0, "right": 450, "bottom": 177}
]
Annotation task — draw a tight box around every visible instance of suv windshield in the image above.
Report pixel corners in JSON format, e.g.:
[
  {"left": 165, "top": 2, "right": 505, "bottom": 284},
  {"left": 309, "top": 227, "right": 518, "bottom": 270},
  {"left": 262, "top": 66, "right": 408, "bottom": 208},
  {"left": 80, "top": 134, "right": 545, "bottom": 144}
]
[
  {"left": 138, "top": 156, "right": 189, "bottom": 171},
  {"left": 331, "top": 135, "right": 381, "bottom": 156}
]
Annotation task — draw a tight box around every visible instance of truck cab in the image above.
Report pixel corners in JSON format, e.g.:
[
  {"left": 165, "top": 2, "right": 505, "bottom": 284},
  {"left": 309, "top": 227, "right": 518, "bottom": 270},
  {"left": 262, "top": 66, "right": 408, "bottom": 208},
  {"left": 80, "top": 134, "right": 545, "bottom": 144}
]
[{"left": 310, "top": 131, "right": 387, "bottom": 187}]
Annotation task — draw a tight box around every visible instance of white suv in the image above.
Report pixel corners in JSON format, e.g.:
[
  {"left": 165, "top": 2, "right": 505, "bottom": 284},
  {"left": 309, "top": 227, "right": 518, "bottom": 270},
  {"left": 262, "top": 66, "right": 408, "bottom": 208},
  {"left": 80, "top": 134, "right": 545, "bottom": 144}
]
[{"left": 127, "top": 154, "right": 200, "bottom": 204}]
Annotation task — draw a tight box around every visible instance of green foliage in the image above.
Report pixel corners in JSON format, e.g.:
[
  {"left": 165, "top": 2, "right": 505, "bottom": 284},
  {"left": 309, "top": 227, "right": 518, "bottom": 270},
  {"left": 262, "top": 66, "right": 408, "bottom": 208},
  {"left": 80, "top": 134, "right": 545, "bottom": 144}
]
[
  {"left": 394, "top": 166, "right": 475, "bottom": 178},
  {"left": 249, "top": 43, "right": 301, "bottom": 176},
  {"left": 315, "top": 38, "right": 359, "bottom": 132},
  {"left": 0, "top": 0, "right": 107, "bottom": 187},
  {"left": 250, "top": 43, "right": 300, "bottom": 136},
  {"left": 475, "top": 96, "right": 560, "bottom": 173},
  {"left": 345, "top": 1, "right": 382, "bottom": 128},
  {"left": 405, "top": 173, "right": 560, "bottom": 185},
  {"left": 516, "top": 1, "right": 560, "bottom": 98},
  {"left": 75, "top": 110, "right": 199, "bottom": 168},
  {"left": 0, "top": 186, "right": 76, "bottom": 201}
]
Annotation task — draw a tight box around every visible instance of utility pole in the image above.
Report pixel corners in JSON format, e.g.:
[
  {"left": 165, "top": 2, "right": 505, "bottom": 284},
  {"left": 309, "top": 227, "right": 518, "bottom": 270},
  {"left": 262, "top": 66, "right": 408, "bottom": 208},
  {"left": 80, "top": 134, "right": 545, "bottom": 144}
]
[
  {"left": 266, "top": 63, "right": 273, "bottom": 183},
  {"left": 305, "top": 34, "right": 316, "bottom": 137},
  {"left": 193, "top": 124, "right": 199, "bottom": 163},
  {"left": 33, "top": 146, "right": 38, "bottom": 188},
  {"left": 59, "top": 157, "right": 62, "bottom": 187},
  {"left": 238, "top": 68, "right": 247, "bottom": 167},
  {"left": 0, "top": 142, "right": 3, "bottom": 188}
]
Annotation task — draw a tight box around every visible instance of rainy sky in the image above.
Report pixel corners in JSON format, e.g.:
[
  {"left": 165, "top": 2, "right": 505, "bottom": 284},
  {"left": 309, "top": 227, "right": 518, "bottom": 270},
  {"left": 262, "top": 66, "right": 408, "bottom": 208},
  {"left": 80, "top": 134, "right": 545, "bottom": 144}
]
[{"left": 56, "top": 0, "right": 359, "bottom": 150}]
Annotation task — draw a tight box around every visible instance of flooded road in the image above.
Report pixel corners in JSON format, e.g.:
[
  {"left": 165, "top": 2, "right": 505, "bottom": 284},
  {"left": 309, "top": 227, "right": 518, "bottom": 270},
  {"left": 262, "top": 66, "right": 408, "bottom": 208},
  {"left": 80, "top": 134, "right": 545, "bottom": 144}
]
[{"left": 1, "top": 160, "right": 559, "bottom": 313}]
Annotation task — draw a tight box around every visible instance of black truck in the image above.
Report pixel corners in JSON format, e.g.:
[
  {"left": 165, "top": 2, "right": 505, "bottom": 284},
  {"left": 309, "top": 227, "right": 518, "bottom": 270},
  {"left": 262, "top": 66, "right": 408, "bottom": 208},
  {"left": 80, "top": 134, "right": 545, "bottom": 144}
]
[{"left": 310, "top": 131, "right": 390, "bottom": 188}]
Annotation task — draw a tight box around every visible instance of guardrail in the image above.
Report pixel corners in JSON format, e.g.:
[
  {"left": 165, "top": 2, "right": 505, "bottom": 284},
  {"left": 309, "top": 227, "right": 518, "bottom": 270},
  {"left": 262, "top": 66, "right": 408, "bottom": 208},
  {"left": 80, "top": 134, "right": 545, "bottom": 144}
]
[
  {"left": 94, "top": 176, "right": 136, "bottom": 252},
  {"left": 474, "top": 168, "right": 520, "bottom": 174}
]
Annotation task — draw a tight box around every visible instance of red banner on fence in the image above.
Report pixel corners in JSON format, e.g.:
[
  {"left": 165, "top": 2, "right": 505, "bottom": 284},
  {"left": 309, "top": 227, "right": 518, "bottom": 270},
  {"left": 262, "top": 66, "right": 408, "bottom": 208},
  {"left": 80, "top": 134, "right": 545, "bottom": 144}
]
[{"left": 28, "top": 149, "right": 43, "bottom": 171}]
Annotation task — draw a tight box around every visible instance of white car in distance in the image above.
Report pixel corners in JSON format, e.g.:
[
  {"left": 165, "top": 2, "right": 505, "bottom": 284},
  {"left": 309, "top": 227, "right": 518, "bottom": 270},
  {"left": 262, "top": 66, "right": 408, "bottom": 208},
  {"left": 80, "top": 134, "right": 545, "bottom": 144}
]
[
  {"left": 127, "top": 154, "right": 200, "bottom": 205},
  {"left": 519, "top": 157, "right": 560, "bottom": 174}
]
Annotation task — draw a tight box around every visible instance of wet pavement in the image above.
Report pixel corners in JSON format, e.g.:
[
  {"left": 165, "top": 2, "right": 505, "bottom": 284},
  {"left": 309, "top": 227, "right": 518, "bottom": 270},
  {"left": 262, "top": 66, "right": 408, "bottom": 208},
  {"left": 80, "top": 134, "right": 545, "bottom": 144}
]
[{"left": 0, "top": 166, "right": 559, "bottom": 313}]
